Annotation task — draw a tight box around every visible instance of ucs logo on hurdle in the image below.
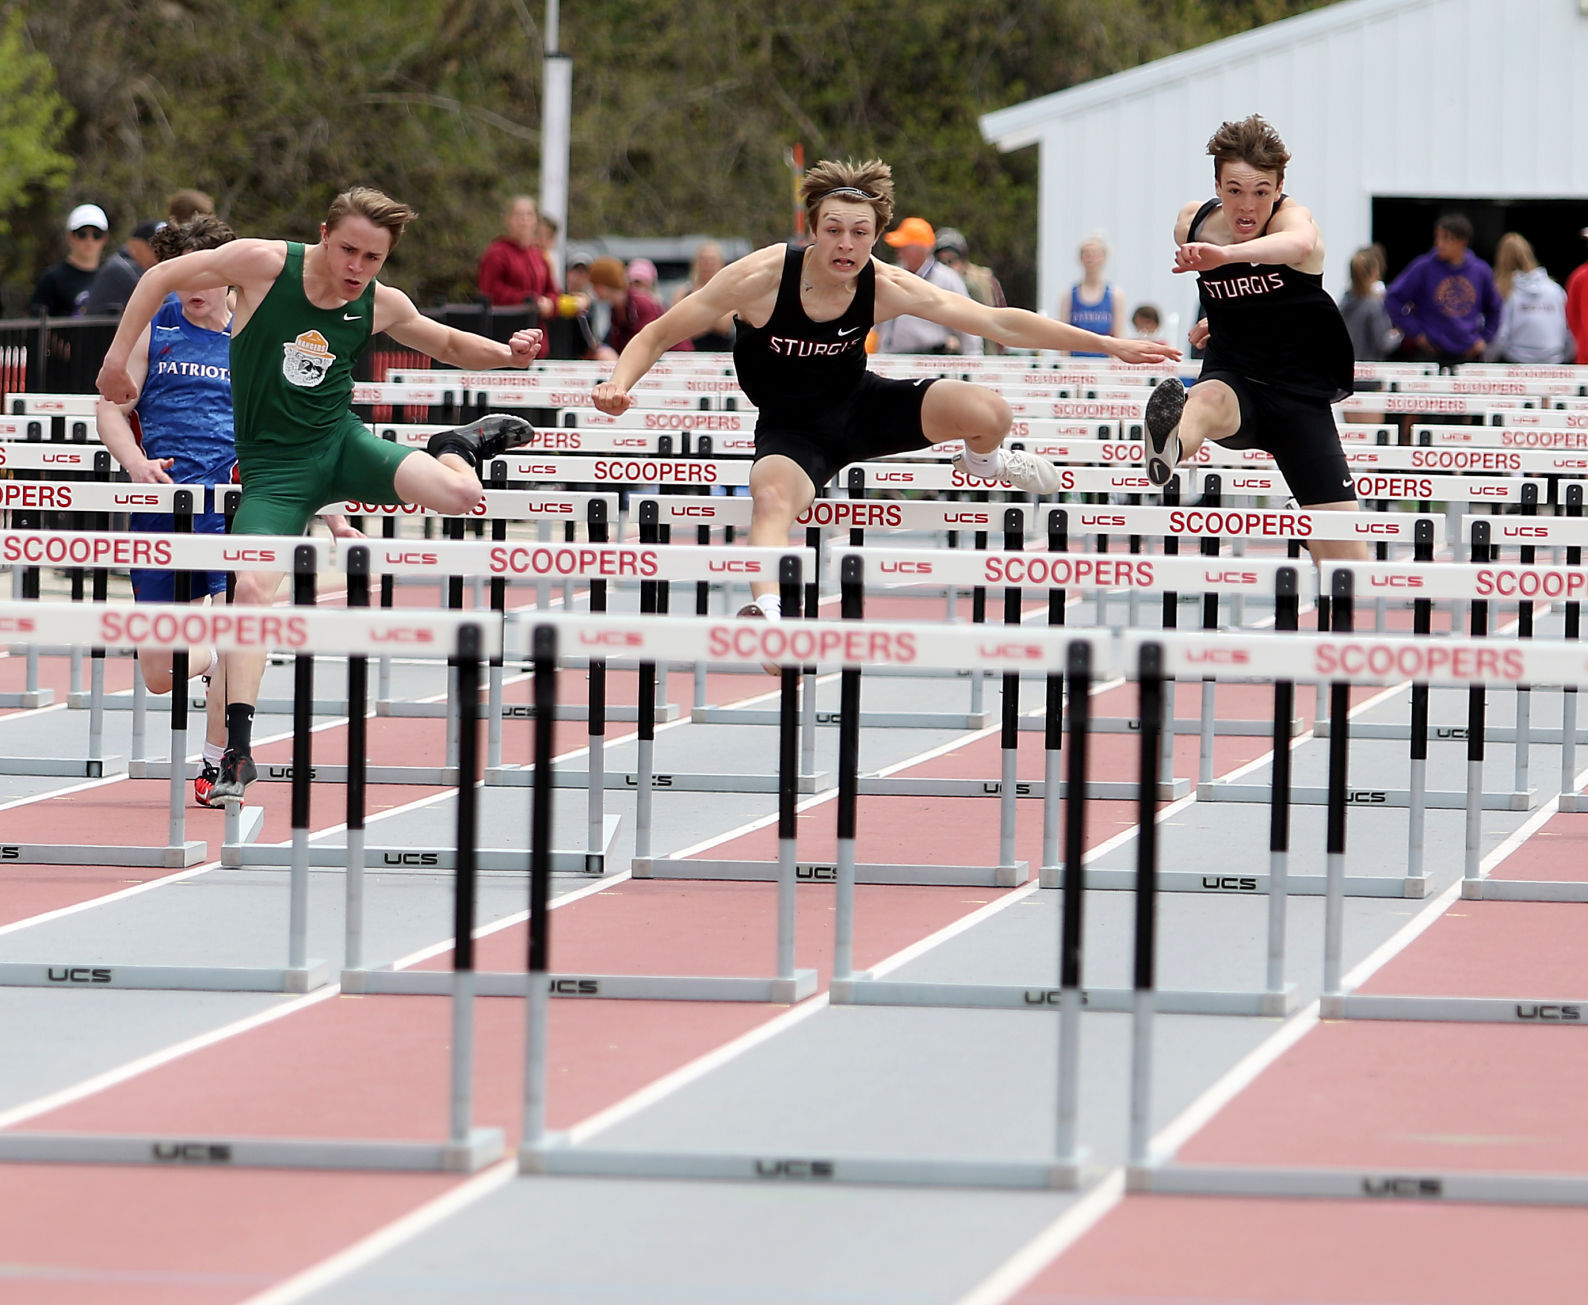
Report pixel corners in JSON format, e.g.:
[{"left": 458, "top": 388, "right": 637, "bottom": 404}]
[{"left": 151, "top": 1142, "right": 233, "bottom": 1164}]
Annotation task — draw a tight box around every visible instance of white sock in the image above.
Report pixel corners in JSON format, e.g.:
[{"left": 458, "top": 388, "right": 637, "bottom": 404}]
[
  {"left": 959, "top": 445, "right": 1003, "bottom": 476},
  {"left": 202, "top": 740, "right": 224, "bottom": 766},
  {"left": 203, "top": 646, "right": 219, "bottom": 677},
  {"left": 755, "top": 593, "right": 782, "bottom": 620}
]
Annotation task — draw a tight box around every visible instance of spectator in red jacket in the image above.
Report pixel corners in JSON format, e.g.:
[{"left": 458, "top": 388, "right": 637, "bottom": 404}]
[
  {"left": 477, "top": 196, "right": 558, "bottom": 319},
  {"left": 1567, "top": 228, "right": 1588, "bottom": 366},
  {"left": 588, "top": 255, "right": 691, "bottom": 353}
]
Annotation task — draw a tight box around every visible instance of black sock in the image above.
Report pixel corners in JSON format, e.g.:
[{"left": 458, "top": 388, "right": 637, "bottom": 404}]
[{"left": 225, "top": 703, "right": 255, "bottom": 756}]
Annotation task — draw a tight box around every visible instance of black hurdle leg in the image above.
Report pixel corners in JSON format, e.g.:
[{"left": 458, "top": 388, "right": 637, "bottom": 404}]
[
  {"left": 1266, "top": 568, "right": 1299, "bottom": 1002},
  {"left": 522, "top": 624, "right": 558, "bottom": 1151},
  {"left": 831, "top": 555, "right": 864, "bottom": 984},
  {"left": 1055, "top": 639, "right": 1091, "bottom": 1169},
  {"left": 448, "top": 623, "right": 484, "bottom": 1150},
  {"left": 1128, "top": 640, "right": 1163, "bottom": 1166},
  {"left": 1321, "top": 570, "right": 1354, "bottom": 999},
  {"left": 1463, "top": 521, "right": 1491, "bottom": 886},
  {"left": 344, "top": 545, "right": 371, "bottom": 973},
  {"left": 775, "top": 555, "right": 803, "bottom": 982},
  {"left": 287, "top": 544, "right": 318, "bottom": 978},
  {"left": 1040, "top": 508, "right": 1067, "bottom": 881}
]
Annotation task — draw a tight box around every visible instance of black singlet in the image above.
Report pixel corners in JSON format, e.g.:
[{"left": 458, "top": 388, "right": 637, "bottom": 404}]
[
  {"left": 1192, "top": 196, "right": 1355, "bottom": 402},
  {"left": 732, "top": 245, "right": 873, "bottom": 411}
]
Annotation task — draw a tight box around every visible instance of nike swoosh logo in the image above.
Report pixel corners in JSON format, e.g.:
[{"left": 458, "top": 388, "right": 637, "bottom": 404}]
[
  {"left": 343, "top": 313, "right": 361, "bottom": 321},
  {"left": 837, "top": 326, "right": 861, "bottom": 337}
]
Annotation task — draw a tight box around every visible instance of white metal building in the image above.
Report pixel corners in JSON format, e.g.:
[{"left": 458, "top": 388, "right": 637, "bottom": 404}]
[{"left": 979, "top": 0, "right": 1588, "bottom": 346}]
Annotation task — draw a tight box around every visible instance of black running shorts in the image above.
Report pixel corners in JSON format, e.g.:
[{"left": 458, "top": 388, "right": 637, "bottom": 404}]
[
  {"left": 752, "top": 372, "right": 938, "bottom": 491},
  {"left": 1198, "top": 371, "right": 1358, "bottom": 507}
]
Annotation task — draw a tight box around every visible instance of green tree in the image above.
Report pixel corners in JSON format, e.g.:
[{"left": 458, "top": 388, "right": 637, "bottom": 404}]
[{"left": 0, "top": 8, "right": 72, "bottom": 247}]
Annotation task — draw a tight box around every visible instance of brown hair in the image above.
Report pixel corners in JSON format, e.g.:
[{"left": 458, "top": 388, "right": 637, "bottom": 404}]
[
  {"left": 587, "top": 256, "right": 626, "bottom": 291},
  {"left": 325, "top": 186, "right": 418, "bottom": 249},
  {"left": 151, "top": 214, "right": 236, "bottom": 262},
  {"left": 1206, "top": 115, "right": 1290, "bottom": 185},
  {"left": 1348, "top": 248, "right": 1379, "bottom": 298},
  {"left": 801, "top": 159, "right": 895, "bottom": 233},
  {"left": 165, "top": 188, "right": 215, "bottom": 225},
  {"left": 1493, "top": 231, "right": 1539, "bottom": 299}
]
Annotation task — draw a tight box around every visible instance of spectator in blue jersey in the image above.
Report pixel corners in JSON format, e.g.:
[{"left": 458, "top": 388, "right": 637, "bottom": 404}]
[
  {"left": 1058, "top": 234, "right": 1126, "bottom": 358},
  {"left": 95, "top": 216, "right": 239, "bottom": 805},
  {"left": 1385, "top": 214, "right": 1502, "bottom": 365}
]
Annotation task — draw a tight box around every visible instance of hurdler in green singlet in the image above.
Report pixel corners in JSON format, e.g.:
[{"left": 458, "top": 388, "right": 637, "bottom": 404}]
[{"left": 228, "top": 241, "right": 410, "bottom": 535}]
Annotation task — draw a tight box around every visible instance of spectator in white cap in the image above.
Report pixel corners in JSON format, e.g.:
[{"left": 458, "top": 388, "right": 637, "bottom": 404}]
[
  {"left": 30, "top": 202, "right": 109, "bottom": 316},
  {"left": 84, "top": 218, "right": 167, "bottom": 316}
]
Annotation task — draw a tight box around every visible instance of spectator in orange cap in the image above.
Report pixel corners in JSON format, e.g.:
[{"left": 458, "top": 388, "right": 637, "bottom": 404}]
[{"left": 875, "top": 216, "right": 981, "bottom": 355}]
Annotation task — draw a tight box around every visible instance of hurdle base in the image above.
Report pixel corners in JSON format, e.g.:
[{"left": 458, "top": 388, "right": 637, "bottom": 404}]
[
  {"left": 0, "top": 1125, "right": 504, "bottom": 1173},
  {"left": 1557, "top": 794, "right": 1588, "bottom": 814},
  {"left": 1026, "top": 714, "right": 1305, "bottom": 738},
  {"left": 133, "top": 758, "right": 459, "bottom": 787},
  {"left": 0, "top": 754, "right": 123, "bottom": 779},
  {"left": 691, "top": 705, "right": 993, "bottom": 730},
  {"left": 1197, "top": 781, "right": 1538, "bottom": 811},
  {"left": 223, "top": 816, "right": 621, "bottom": 876},
  {"left": 0, "top": 959, "right": 331, "bottom": 993},
  {"left": 857, "top": 776, "right": 1189, "bottom": 800},
  {"left": 633, "top": 856, "right": 1029, "bottom": 889},
  {"left": 342, "top": 967, "right": 819, "bottom": 1004},
  {"left": 393, "top": 699, "right": 682, "bottom": 724},
  {"left": 1316, "top": 720, "right": 1588, "bottom": 745},
  {"left": 1321, "top": 991, "right": 1588, "bottom": 1024},
  {"left": 0, "top": 689, "right": 55, "bottom": 709},
  {"left": 1461, "top": 877, "right": 1588, "bottom": 902},
  {"left": 519, "top": 1138, "right": 1085, "bottom": 1190},
  {"left": 0, "top": 839, "right": 207, "bottom": 869},
  {"left": 1038, "top": 864, "right": 1429, "bottom": 898},
  {"left": 830, "top": 975, "right": 1294, "bottom": 1017},
  {"left": 1126, "top": 1159, "right": 1588, "bottom": 1207},
  {"left": 483, "top": 764, "right": 829, "bottom": 794}
]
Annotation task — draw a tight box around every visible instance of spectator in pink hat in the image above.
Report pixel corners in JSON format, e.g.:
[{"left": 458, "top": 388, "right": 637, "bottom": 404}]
[{"left": 626, "top": 257, "right": 659, "bottom": 292}]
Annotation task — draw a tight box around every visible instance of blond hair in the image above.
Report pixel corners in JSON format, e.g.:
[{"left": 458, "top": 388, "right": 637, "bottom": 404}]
[
  {"left": 1493, "top": 232, "right": 1539, "bottom": 299},
  {"left": 1206, "top": 115, "right": 1291, "bottom": 185},
  {"left": 325, "top": 186, "right": 418, "bottom": 249},
  {"left": 801, "top": 159, "right": 895, "bottom": 233}
]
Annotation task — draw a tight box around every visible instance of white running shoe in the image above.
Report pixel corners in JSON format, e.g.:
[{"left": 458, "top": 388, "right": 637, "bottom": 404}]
[
  {"left": 1144, "top": 377, "right": 1186, "bottom": 487},
  {"left": 972, "top": 449, "right": 1066, "bottom": 495}
]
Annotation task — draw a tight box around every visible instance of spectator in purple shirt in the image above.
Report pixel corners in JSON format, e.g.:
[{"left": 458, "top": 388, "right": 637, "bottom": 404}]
[{"left": 1385, "top": 213, "right": 1502, "bottom": 364}]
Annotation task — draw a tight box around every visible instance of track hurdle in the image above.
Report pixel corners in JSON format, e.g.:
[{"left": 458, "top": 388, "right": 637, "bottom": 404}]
[
  {"left": 1126, "top": 638, "right": 1588, "bottom": 1207},
  {"left": 0, "top": 481, "right": 214, "bottom": 773},
  {"left": 0, "top": 635, "right": 503, "bottom": 1174},
  {"left": 346, "top": 612, "right": 818, "bottom": 1005},
  {"left": 0, "top": 597, "right": 496, "bottom": 996},
  {"left": 520, "top": 611, "right": 1098, "bottom": 1189}
]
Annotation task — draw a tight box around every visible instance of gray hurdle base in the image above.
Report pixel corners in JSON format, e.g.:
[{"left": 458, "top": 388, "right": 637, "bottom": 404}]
[
  {"left": 0, "top": 1129, "right": 503, "bottom": 1174},
  {"left": 691, "top": 703, "right": 993, "bottom": 730},
  {"left": 857, "top": 776, "right": 1188, "bottom": 801},
  {"left": 0, "top": 960, "right": 330, "bottom": 994},
  {"left": 829, "top": 976, "right": 1291, "bottom": 1018},
  {"left": 0, "top": 840, "right": 207, "bottom": 870},
  {"left": 1320, "top": 992, "right": 1588, "bottom": 1024},
  {"left": 343, "top": 967, "right": 816, "bottom": 1004},
  {"left": 1197, "top": 779, "right": 1537, "bottom": 811},
  {"left": 222, "top": 816, "right": 622, "bottom": 877},
  {"left": 483, "top": 762, "right": 829, "bottom": 795},
  {"left": 1038, "top": 864, "right": 1429, "bottom": 898},
  {"left": 388, "top": 697, "right": 683, "bottom": 724},
  {"left": 1128, "top": 1161, "right": 1588, "bottom": 1208},
  {"left": 633, "top": 855, "right": 1029, "bottom": 889},
  {"left": 521, "top": 1140, "right": 1082, "bottom": 1190},
  {"left": 133, "top": 757, "right": 461, "bottom": 788}
]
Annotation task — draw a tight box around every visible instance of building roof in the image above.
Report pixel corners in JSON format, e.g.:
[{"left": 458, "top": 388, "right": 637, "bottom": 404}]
[{"left": 981, "top": 0, "right": 1433, "bottom": 149}]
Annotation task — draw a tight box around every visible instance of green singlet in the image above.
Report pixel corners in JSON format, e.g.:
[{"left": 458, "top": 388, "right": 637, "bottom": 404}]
[{"left": 228, "top": 241, "right": 411, "bottom": 536}]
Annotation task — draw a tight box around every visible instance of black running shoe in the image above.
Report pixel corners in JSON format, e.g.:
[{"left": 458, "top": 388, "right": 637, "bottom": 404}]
[
  {"left": 425, "top": 414, "right": 535, "bottom": 468},
  {"left": 208, "top": 749, "right": 257, "bottom": 807},
  {"left": 193, "top": 760, "right": 221, "bottom": 809},
  {"left": 1144, "top": 377, "right": 1186, "bottom": 488}
]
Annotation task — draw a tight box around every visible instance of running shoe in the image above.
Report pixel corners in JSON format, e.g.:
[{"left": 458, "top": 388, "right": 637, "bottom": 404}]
[
  {"left": 954, "top": 449, "right": 1066, "bottom": 495},
  {"left": 193, "top": 760, "right": 221, "bottom": 809},
  {"left": 207, "top": 749, "right": 257, "bottom": 807},
  {"left": 736, "top": 602, "right": 783, "bottom": 677},
  {"left": 1143, "top": 377, "right": 1186, "bottom": 487},
  {"left": 425, "top": 414, "right": 535, "bottom": 468}
]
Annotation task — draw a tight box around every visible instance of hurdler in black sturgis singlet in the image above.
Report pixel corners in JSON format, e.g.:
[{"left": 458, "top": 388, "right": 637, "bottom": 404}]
[
  {"left": 1192, "top": 196, "right": 1355, "bottom": 402},
  {"left": 733, "top": 245, "right": 874, "bottom": 412}
]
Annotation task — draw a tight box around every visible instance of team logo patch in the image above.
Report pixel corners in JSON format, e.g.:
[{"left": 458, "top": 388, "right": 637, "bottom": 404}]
[{"left": 282, "top": 329, "right": 334, "bottom": 388}]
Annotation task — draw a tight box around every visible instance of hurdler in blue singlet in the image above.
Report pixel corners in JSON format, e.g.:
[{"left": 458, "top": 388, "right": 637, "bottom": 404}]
[{"left": 130, "top": 298, "right": 236, "bottom": 602}]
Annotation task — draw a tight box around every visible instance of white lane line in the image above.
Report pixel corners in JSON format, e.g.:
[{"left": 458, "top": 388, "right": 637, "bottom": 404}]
[
  {"left": 235, "top": 1160, "right": 519, "bottom": 1305},
  {"left": 0, "top": 984, "right": 343, "bottom": 1130}
]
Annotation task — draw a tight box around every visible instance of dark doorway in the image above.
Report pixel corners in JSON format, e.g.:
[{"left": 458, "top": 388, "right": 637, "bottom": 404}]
[{"left": 1372, "top": 196, "right": 1587, "bottom": 285}]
